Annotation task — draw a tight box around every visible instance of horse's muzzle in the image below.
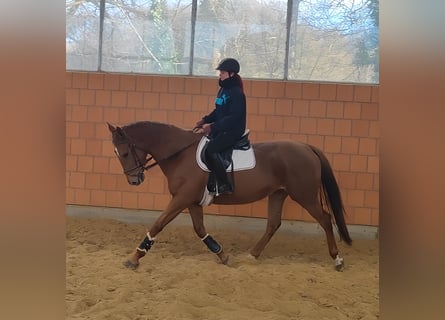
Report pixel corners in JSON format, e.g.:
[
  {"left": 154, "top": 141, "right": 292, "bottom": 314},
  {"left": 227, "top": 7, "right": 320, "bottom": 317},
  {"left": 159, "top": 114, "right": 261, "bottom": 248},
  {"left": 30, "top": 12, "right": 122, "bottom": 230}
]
[{"left": 127, "top": 172, "right": 145, "bottom": 185}]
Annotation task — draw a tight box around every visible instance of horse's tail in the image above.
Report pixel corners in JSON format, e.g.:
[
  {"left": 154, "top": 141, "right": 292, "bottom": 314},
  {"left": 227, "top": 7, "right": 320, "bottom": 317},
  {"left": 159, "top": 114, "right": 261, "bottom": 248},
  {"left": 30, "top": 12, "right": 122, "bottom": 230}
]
[{"left": 309, "top": 145, "right": 352, "bottom": 245}]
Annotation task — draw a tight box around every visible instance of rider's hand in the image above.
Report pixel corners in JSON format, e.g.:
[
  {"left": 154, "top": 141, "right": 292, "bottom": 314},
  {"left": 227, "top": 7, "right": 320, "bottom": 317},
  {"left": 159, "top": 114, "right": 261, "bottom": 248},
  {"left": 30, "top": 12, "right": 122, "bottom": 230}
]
[
  {"left": 195, "top": 119, "right": 205, "bottom": 128},
  {"left": 202, "top": 123, "right": 212, "bottom": 135}
]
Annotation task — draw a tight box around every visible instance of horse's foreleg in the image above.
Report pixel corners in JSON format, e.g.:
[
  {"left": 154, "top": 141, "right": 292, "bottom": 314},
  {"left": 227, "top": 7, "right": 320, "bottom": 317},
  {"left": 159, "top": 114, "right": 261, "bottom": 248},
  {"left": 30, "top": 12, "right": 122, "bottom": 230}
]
[
  {"left": 250, "top": 189, "right": 288, "bottom": 258},
  {"left": 123, "top": 197, "right": 187, "bottom": 270},
  {"left": 188, "top": 204, "right": 229, "bottom": 265},
  {"left": 123, "top": 234, "right": 155, "bottom": 270}
]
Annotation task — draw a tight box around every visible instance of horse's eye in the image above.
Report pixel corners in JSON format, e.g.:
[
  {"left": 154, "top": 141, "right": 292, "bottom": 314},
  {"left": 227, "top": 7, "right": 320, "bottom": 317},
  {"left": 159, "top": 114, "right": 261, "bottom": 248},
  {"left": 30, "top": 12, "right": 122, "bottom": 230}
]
[{"left": 114, "top": 147, "right": 128, "bottom": 158}]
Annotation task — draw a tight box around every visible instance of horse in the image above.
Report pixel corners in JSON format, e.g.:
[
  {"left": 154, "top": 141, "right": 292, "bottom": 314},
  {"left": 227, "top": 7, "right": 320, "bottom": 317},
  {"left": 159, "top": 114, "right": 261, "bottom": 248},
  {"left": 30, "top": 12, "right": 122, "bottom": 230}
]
[{"left": 107, "top": 121, "right": 352, "bottom": 271}]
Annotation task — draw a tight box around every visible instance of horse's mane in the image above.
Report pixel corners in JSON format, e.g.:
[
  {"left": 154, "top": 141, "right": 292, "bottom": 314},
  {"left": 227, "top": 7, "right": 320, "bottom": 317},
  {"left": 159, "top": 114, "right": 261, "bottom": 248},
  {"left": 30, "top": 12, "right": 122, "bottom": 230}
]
[
  {"left": 123, "top": 121, "right": 202, "bottom": 159},
  {"left": 123, "top": 120, "right": 180, "bottom": 131}
]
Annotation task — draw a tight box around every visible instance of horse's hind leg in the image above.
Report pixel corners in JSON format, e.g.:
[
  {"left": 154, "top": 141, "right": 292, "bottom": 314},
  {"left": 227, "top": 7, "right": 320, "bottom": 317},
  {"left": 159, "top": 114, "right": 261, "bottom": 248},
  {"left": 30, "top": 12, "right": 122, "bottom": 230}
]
[
  {"left": 250, "top": 189, "right": 288, "bottom": 258},
  {"left": 188, "top": 204, "right": 229, "bottom": 265},
  {"left": 301, "top": 200, "right": 344, "bottom": 271}
]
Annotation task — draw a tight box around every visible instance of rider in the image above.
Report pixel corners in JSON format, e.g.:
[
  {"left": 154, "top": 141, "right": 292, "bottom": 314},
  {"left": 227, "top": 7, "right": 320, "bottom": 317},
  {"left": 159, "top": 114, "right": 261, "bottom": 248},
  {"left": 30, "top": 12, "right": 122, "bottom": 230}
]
[{"left": 195, "top": 58, "right": 247, "bottom": 195}]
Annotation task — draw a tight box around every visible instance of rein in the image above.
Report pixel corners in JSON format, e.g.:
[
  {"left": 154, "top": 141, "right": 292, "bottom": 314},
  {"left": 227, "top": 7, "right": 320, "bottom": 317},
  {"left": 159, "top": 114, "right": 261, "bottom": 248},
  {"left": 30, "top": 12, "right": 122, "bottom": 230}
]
[{"left": 126, "top": 137, "right": 198, "bottom": 174}]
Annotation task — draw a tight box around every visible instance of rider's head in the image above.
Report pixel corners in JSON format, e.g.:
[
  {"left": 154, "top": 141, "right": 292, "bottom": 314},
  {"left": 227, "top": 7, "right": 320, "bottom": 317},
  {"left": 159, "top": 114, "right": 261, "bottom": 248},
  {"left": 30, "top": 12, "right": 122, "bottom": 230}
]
[{"left": 216, "top": 58, "right": 240, "bottom": 75}]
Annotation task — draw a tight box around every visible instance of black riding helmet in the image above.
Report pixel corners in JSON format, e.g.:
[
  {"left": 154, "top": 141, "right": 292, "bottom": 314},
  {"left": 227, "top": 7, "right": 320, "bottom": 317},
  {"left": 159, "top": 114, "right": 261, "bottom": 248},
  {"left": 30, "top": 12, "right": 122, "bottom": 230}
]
[{"left": 216, "top": 58, "right": 240, "bottom": 74}]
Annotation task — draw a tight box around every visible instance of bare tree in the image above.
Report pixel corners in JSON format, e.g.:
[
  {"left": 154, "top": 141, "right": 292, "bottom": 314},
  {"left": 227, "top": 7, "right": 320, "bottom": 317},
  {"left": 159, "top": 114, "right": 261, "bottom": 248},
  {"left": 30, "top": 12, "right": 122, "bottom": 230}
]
[{"left": 66, "top": 0, "right": 378, "bottom": 83}]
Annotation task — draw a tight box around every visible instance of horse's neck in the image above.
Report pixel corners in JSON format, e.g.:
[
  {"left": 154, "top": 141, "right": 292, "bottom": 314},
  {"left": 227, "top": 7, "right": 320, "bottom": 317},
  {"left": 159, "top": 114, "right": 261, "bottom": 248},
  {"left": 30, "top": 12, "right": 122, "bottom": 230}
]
[{"left": 128, "top": 122, "right": 199, "bottom": 160}]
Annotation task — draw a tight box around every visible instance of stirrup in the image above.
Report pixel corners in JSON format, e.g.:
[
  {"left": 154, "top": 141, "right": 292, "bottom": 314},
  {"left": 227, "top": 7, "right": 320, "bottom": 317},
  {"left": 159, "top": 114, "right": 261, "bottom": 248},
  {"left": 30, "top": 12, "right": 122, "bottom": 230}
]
[{"left": 216, "top": 183, "right": 233, "bottom": 196}]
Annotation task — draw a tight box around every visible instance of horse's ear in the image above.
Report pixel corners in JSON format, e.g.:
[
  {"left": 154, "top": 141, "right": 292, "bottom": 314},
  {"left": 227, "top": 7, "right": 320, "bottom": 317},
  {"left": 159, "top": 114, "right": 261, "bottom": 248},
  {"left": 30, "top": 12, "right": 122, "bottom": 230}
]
[
  {"left": 107, "top": 122, "right": 125, "bottom": 137},
  {"left": 116, "top": 126, "right": 125, "bottom": 137},
  {"left": 107, "top": 122, "right": 116, "bottom": 132}
]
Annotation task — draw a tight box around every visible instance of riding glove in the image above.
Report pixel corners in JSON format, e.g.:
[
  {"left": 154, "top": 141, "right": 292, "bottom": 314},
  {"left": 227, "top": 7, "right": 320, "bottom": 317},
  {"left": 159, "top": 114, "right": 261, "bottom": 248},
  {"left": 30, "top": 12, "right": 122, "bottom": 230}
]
[
  {"left": 196, "top": 119, "right": 205, "bottom": 128},
  {"left": 202, "top": 124, "right": 212, "bottom": 135}
]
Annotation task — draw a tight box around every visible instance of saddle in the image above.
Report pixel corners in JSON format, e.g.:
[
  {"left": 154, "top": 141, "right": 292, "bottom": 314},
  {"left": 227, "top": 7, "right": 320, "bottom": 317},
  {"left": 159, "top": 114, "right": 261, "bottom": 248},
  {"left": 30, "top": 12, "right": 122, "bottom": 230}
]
[
  {"left": 200, "top": 131, "right": 251, "bottom": 193},
  {"left": 200, "top": 132, "right": 251, "bottom": 170}
]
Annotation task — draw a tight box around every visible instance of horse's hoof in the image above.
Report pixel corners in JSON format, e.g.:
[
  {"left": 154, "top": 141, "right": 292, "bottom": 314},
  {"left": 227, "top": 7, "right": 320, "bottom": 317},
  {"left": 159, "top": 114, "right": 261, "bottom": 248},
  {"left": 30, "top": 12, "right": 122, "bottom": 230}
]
[
  {"left": 335, "top": 263, "right": 344, "bottom": 272},
  {"left": 216, "top": 253, "right": 229, "bottom": 265},
  {"left": 220, "top": 255, "right": 229, "bottom": 265},
  {"left": 123, "top": 260, "right": 139, "bottom": 270},
  {"left": 334, "top": 255, "right": 344, "bottom": 272},
  {"left": 216, "top": 250, "right": 229, "bottom": 265},
  {"left": 247, "top": 253, "right": 258, "bottom": 260}
]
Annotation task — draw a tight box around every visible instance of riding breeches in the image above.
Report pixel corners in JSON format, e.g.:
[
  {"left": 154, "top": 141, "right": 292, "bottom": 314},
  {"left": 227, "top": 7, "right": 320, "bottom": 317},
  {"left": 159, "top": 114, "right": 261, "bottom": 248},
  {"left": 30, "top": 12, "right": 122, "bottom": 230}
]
[{"left": 205, "top": 132, "right": 240, "bottom": 155}]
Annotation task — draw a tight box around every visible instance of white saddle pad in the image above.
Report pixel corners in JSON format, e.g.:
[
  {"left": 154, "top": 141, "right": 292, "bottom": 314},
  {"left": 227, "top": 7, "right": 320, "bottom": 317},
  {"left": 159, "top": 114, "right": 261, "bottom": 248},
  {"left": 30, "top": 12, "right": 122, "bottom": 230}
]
[{"left": 196, "top": 136, "right": 256, "bottom": 172}]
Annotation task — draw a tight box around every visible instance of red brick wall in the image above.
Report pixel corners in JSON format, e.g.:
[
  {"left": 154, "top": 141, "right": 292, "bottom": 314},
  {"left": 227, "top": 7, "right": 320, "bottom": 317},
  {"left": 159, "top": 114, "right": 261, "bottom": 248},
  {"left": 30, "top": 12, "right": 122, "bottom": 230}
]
[{"left": 66, "top": 71, "right": 379, "bottom": 226}]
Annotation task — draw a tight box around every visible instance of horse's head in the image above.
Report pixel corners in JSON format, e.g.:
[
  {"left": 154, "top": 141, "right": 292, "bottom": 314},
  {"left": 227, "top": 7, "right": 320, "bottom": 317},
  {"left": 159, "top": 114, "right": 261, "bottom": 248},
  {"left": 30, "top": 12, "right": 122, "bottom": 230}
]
[{"left": 107, "top": 123, "right": 146, "bottom": 186}]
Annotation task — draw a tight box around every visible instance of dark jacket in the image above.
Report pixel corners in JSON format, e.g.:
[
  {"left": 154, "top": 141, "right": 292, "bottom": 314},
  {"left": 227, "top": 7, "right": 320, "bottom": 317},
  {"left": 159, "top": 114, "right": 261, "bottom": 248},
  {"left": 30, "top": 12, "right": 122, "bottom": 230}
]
[{"left": 202, "top": 76, "right": 246, "bottom": 139}]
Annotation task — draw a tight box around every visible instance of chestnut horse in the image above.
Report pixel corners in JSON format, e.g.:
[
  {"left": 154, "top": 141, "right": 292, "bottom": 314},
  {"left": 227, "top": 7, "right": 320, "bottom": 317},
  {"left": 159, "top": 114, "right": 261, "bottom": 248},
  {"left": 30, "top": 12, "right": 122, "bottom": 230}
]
[{"left": 107, "top": 121, "right": 352, "bottom": 271}]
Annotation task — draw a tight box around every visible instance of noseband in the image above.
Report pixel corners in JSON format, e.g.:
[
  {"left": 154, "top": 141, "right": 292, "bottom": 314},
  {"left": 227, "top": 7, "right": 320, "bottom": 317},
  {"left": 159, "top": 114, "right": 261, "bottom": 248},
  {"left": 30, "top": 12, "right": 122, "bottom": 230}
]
[
  {"left": 126, "top": 143, "right": 149, "bottom": 174},
  {"left": 115, "top": 142, "right": 157, "bottom": 177}
]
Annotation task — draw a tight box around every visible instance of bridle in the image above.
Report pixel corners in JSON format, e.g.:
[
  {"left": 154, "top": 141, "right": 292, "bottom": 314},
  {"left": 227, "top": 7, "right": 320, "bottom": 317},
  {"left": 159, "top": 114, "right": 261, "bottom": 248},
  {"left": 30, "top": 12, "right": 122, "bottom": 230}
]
[
  {"left": 115, "top": 142, "right": 158, "bottom": 175},
  {"left": 114, "top": 142, "right": 157, "bottom": 176},
  {"left": 114, "top": 133, "right": 198, "bottom": 178}
]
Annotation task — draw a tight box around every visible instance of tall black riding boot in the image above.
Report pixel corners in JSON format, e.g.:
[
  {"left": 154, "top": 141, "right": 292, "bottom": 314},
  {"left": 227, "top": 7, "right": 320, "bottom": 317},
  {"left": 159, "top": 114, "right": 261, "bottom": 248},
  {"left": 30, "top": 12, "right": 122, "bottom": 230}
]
[
  {"left": 207, "top": 153, "right": 233, "bottom": 195},
  {"left": 206, "top": 171, "right": 216, "bottom": 193}
]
